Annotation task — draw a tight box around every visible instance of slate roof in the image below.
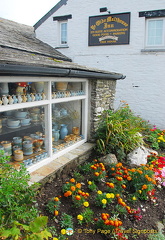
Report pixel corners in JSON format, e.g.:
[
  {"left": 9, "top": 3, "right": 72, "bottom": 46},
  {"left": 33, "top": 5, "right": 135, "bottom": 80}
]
[{"left": 0, "top": 18, "right": 125, "bottom": 80}]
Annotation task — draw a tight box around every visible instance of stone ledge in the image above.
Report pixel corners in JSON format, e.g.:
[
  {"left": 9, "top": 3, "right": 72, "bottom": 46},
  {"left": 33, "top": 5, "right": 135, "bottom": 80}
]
[{"left": 29, "top": 142, "right": 95, "bottom": 186}]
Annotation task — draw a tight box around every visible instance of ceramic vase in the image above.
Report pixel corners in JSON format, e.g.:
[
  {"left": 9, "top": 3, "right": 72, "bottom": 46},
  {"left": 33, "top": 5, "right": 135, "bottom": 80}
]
[
  {"left": 60, "top": 124, "right": 68, "bottom": 140},
  {"left": 53, "top": 130, "right": 60, "bottom": 142},
  {"left": 0, "top": 83, "right": 9, "bottom": 96},
  {"left": 34, "top": 82, "right": 44, "bottom": 93}
]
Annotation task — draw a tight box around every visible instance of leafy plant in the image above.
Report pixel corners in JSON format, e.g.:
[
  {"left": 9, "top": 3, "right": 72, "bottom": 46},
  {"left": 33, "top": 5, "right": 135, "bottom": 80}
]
[
  {"left": 148, "top": 231, "right": 165, "bottom": 240},
  {"left": 0, "top": 152, "right": 39, "bottom": 227},
  {"left": 0, "top": 216, "right": 52, "bottom": 239},
  {"left": 60, "top": 213, "right": 73, "bottom": 229},
  {"left": 95, "top": 103, "right": 146, "bottom": 160}
]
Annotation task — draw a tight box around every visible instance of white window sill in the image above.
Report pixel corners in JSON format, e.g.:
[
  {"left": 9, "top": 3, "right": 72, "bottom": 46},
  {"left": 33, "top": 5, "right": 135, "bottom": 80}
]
[{"left": 141, "top": 49, "right": 165, "bottom": 52}]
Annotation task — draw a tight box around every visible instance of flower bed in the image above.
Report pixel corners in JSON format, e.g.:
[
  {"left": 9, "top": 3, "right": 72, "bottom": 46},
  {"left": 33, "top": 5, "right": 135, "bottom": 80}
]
[{"left": 36, "top": 153, "right": 165, "bottom": 240}]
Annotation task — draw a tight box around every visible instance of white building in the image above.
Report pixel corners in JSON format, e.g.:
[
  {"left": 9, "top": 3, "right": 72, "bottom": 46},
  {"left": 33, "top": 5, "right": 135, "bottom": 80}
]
[{"left": 35, "top": 0, "right": 165, "bottom": 129}]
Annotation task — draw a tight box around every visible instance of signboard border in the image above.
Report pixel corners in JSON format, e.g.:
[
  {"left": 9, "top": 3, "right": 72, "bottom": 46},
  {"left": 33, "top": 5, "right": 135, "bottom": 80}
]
[{"left": 88, "top": 12, "right": 131, "bottom": 46}]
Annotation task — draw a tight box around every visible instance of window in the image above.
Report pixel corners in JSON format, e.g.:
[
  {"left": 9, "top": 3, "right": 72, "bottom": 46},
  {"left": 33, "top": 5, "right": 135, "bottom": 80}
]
[
  {"left": 60, "top": 22, "right": 67, "bottom": 45},
  {"left": 146, "top": 18, "right": 165, "bottom": 48}
]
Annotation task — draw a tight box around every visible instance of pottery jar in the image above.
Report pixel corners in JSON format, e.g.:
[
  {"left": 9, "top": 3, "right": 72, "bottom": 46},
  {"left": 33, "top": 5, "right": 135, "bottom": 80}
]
[
  {"left": 56, "top": 82, "right": 68, "bottom": 91},
  {"left": 13, "top": 137, "right": 22, "bottom": 149},
  {"left": 14, "top": 150, "right": 24, "bottom": 161},
  {"left": 23, "top": 141, "right": 33, "bottom": 155},
  {"left": 34, "top": 82, "right": 44, "bottom": 93},
  {"left": 2, "top": 95, "right": 9, "bottom": 105},
  {"left": 53, "top": 130, "right": 60, "bottom": 142},
  {"left": 72, "top": 127, "right": 80, "bottom": 135}
]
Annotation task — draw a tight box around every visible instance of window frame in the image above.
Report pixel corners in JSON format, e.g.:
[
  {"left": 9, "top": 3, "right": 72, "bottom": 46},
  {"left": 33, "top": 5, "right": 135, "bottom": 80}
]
[
  {"left": 145, "top": 17, "right": 165, "bottom": 49},
  {"left": 59, "top": 21, "right": 68, "bottom": 46}
]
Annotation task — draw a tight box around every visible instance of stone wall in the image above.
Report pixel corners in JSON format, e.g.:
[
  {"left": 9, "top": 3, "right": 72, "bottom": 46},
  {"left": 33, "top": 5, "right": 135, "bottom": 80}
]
[{"left": 88, "top": 79, "right": 117, "bottom": 141}]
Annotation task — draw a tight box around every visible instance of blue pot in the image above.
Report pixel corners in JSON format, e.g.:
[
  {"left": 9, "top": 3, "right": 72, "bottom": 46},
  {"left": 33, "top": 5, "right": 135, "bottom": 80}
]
[{"left": 60, "top": 124, "right": 68, "bottom": 140}]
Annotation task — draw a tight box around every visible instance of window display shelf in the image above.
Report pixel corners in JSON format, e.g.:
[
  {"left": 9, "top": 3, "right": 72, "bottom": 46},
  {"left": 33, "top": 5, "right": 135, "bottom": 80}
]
[
  {"left": 0, "top": 123, "right": 43, "bottom": 141},
  {"left": 0, "top": 77, "right": 88, "bottom": 173}
]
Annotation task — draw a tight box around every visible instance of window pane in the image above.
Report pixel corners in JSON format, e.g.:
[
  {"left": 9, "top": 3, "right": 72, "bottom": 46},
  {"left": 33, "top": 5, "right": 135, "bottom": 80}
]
[
  {"left": 147, "top": 19, "right": 163, "bottom": 46},
  {"left": 61, "top": 22, "right": 67, "bottom": 44}
]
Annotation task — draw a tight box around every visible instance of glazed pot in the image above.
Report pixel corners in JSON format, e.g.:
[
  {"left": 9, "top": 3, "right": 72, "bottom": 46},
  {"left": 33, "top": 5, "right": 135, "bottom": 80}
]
[
  {"left": 23, "top": 141, "right": 33, "bottom": 155},
  {"left": 7, "top": 119, "right": 20, "bottom": 127},
  {"left": 15, "top": 111, "right": 28, "bottom": 119},
  {"left": 56, "top": 82, "right": 68, "bottom": 91},
  {"left": 60, "top": 124, "right": 68, "bottom": 140},
  {"left": 1, "top": 141, "right": 12, "bottom": 156}
]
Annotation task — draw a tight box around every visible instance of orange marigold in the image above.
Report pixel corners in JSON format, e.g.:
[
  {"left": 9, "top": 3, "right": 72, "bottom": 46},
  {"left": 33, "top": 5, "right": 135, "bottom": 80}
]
[
  {"left": 76, "top": 183, "right": 81, "bottom": 189},
  {"left": 70, "top": 186, "right": 76, "bottom": 191},
  {"left": 70, "top": 178, "right": 75, "bottom": 183},
  {"left": 127, "top": 176, "right": 132, "bottom": 181},
  {"left": 142, "top": 184, "right": 148, "bottom": 190},
  {"left": 64, "top": 191, "right": 72, "bottom": 197}
]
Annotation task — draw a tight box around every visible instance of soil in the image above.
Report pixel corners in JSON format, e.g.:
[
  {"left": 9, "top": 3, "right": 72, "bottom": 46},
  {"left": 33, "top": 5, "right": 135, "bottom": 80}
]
[{"left": 36, "top": 153, "right": 165, "bottom": 240}]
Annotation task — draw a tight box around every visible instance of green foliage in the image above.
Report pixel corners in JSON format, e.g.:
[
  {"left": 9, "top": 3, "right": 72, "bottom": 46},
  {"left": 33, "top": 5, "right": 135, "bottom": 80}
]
[
  {"left": 147, "top": 231, "right": 165, "bottom": 240},
  {"left": 96, "top": 104, "right": 147, "bottom": 160},
  {"left": 60, "top": 213, "right": 73, "bottom": 229},
  {"left": 46, "top": 198, "right": 61, "bottom": 215},
  {"left": 95, "top": 103, "right": 147, "bottom": 161},
  {"left": 73, "top": 171, "right": 84, "bottom": 182},
  {"left": 0, "top": 216, "right": 52, "bottom": 240},
  {"left": 80, "top": 207, "right": 94, "bottom": 224},
  {"left": 78, "top": 162, "right": 92, "bottom": 173},
  {"left": 0, "top": 153, "right": 39, "bottom": 227}
]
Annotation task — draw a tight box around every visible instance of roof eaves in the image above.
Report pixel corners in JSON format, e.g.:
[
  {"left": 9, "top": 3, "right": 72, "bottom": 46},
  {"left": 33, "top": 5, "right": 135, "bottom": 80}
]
[
  {"left": 0, "top": 64, "right": 126, "bottom": 80},
  {"left": 34, "top": 0, "right": 68, "bottom": 30}
]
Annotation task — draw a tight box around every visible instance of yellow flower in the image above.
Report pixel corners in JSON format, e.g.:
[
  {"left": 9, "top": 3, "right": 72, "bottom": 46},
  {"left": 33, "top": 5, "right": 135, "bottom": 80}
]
[
  {"left": 83, "top": 201, "right": 89, "bottom": 207},
  {"left": 61, "top": 229, "right": 66, "bottom": 235},
  {"left": 132, "top": 196, "right": 137, "bottom": 201},
  {"left": 88, "top": 181, "right": 92, "bottom": 185},
  {"left": 53, "top": 238, "right": 58, "bottom": 240},
  {"left": 101, "top": 199, "right": 107, "bottom": 205},
  {"left": 77, "top": 214, "right": 83, "bottom": 221},
  {"left": 106, "top": 193, "right": 114, "bottom": 198},
  {"left": 97, "top": 190, "right": 102, "bottom": 195},
  {"left": 138, "top": 190, "right": 142, "bottom": 194}
]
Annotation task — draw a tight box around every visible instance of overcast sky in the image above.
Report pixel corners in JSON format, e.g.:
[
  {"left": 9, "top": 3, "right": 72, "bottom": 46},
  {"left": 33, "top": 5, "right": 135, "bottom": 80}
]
[{"left": 0, "top": 0, "right": 59, "bottom": 26}]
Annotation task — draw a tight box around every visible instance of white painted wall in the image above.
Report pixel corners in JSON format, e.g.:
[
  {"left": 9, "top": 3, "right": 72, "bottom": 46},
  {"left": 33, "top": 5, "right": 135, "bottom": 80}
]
[{"left": 35, "top": 0, "right": 165, "bottom": 129}]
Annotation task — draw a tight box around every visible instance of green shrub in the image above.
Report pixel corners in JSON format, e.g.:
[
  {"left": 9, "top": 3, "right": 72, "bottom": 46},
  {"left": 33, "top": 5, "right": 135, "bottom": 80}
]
[
  {"left": 95, "top": 103, "right": 149, "bottom": 161},
  {"left": 0, "top": 152, "right": 39, "bottom": 228}
]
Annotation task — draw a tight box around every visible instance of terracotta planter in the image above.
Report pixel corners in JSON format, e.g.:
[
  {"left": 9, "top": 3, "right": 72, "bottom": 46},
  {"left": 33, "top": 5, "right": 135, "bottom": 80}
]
[{"left": 56, "top": 82, "right": 68, "bottom": 91}]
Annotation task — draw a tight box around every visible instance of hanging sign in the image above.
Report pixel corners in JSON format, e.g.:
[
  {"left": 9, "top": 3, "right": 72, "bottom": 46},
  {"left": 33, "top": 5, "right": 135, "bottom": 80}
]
[{"left": 89, "top": 12, "right": 130, "bottom": 46}]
